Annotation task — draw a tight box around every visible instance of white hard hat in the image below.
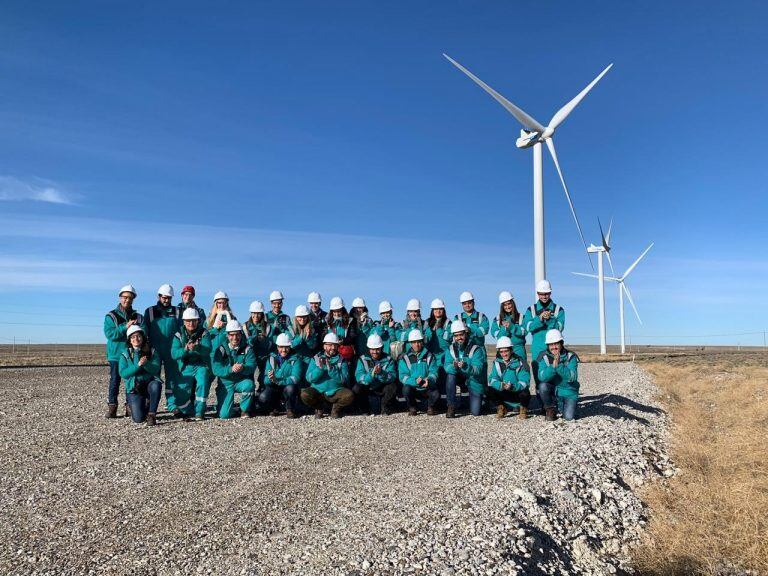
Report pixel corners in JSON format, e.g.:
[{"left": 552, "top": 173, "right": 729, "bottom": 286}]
[
  {"left": 545, "top": 329, "right": 564, "bottom": 344},
  {"left": 366, "top": 334, "right": 384, "bottom": 349},
  {"left": 226, "top": 320, "right": 242, "bottom": 333},
  {"left": 126, "top": 325, "right": 144, "bottom": 339},
  {"left": 158, "top": 284, "right": 174, "bottom": 298},
  {"left": 430, "top": 298, "right": 445, "bottom": 309},
  {"left": 406, "top": 298, "right": 421, "bottom": 312},
  {"left": 451, "top": 320, "right": 467, "bottom": 334},
  {"left": 249, "top": 300, "right": 265, "bottom": 313},
  {"left": 352, "top": 297, "right": 366, "bottom": 309},
  {"left": 407, "top": 329, "right": 424, "bottom": 342},
  {"left": 213, "top": 290, "right": 228, "bottom": 301},
  {"left": 459, "top": 291, "right": 474, "bottom": 303},
  {"left": 378, "top": 300, "right": 393, "bottom": 314},
  {"left": 323, "top": 333, "right": 340, "bottom": 345},
  {"left": 496, "top": 336, "right": 513, "bottom": 349},
  {"left": 182, "top": 308, "right": 200, "bottom": 321},
  {"left": 275, "top": 333, "right": 292, "bottom": 347},
  {"left": 307, "top": 291, "right": 322, "bottom": 304},
  {"left": 294, "top": 305, "right": 310, "bottom": 317},
  {"left": 536, "top": 280, "right": 552, "bottom": 293},
  {"left": 269, "top": 290, "right": 284, "bottom": 301},
  {"left": 498, "top": 290, "right": 514, "bottom": 304},
  {"left": 118, "top": 284, "right": 137, "bottom": 297},
  {"left": 329, "top": 297, "right": 344, "bottom": 311}
]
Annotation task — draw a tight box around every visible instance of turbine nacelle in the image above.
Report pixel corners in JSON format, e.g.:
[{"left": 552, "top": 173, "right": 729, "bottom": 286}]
[{"left": 515, "top": 129, "right": 540, "bottom": 149}]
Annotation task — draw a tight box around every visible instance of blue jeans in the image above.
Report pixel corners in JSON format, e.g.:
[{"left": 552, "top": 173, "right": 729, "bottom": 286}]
[
  {"left": 107, "top": 361, "right": 127, "bottom": 405},
  {"left": 255, "top": 384, "right": 299, "bottom": 414},
  {"left": 127, "top": 379, "right": 162, "bottom": 423},
  {"left": 445, "top": 373, "right": 484, "bottom": 416},
  {"left": 537, "top": 381, "right": 557, "bottom": 409},
  {"left": 403, "top": 382, "right": 440, "bottom": 410},
  {"left": 558, "top": 397, "right": 578, "bottom": 421}
]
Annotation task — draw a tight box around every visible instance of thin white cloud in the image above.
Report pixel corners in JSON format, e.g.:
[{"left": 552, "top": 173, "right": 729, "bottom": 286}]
[{"left": 0, "top": 176, "right": 77, "bottom": 205}]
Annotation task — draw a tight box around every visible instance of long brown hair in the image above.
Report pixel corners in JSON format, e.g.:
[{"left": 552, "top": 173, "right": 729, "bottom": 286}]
[
  {"left": 498, "top": 299, "right": 520, "bottom": 324},
  {"left": 428, "top": 310, "right": 447, "bottom": 329},
  {"left": 207, "top": 300, "right": 235, "bottom": 328},
  {"left": 293, "top": 314, "right": 314, "bottom": 338},
  {"left": 131, "top": 331, "right": 152, "bottom": 360}
]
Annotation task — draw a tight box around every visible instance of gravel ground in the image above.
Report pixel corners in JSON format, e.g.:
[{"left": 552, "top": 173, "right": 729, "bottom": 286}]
[{"left": 0, "top": 362, "right": 670, "bottom": 576}]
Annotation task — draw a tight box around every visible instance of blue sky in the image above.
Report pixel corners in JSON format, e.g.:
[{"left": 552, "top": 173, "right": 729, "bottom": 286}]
[{"left": 1, "top": 1, "right": 766, "bottom": 346}]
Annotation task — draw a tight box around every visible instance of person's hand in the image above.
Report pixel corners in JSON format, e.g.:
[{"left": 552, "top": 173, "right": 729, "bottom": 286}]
[
  {"left": 215, "top": 319, "right": 225, "bottom": 329},
  {"left": 186, "top": 341, "right": 196, "bottom": 351},
  {"left": 457, "top": 360, "right": 466, "bottom": 369},
  {"left": 502, "top": 320, "right": 510, "bottom": 328},
  {"left": 372, "top": 364, "right": 381, "bottom": 375},
  {"left": 138, "top": 357, "right": 147, "bottom": 367},
  {"left": 552, "top": 355, "right": 559, "bottom": 368},
  {"left": 388, "top": 319, "right": 394, "bottom": 328},
  {"left": 267, "top": 370, "right": 275, "bottom": 380},
  {"left": 541, "top": 310, "right": 551, "bottom": 320},
  {"left": 503, "top": 382, "right": 512, "bottom": 391},
  {"left": 232, "top": 363, "right": 243, "bottom": 373},
  {"left": 127, "top": 319, "right": 137, "bottom": 328}
]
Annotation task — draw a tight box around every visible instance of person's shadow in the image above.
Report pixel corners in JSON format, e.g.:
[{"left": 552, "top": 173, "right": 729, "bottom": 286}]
[{"left": 576, "top": 393, "right": 664, "bottom": 425}]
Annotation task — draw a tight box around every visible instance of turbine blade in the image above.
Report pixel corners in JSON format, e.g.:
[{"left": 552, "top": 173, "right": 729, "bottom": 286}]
[
  {"left": 545, "top": 138, "right": 593, "bottom": 270},
  {"left": 443, "top": 54, "right": 547, "bottom": 133},
  {"left": 606, "top": 250, "right": 616, "bottom": 276},
  {"left": 606, "top": 217, "right": 613, "bottom": 245},
  {"left": 622, "top": 283, "right": 642, "bottom": 325},
  {"left": 547, "top": 63, "right": 613, "bottom": 131},
  {"left": 572, "top": 272, "right": 599, "bottom": 279},
  {"left": 622, "top": 242, "right": 654, "bottom": 279}
]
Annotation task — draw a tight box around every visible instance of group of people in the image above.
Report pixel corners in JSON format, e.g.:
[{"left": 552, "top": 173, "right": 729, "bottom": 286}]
[{"left": 103, "top": 281, "right": 580, "bottom": 426}]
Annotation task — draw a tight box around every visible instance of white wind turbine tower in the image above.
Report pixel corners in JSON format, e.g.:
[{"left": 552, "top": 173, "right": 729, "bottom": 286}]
[
  {"left": 444, "top": 54, "right": 612, "bottom": 286},
  {"left": 585, "top": 219, "right": 614, "bottom": 355}
]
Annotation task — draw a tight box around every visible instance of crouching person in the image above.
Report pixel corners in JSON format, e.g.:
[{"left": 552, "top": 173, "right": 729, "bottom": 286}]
[
  {"left": 302, "top": 333, "right": 354, "bottom": 419},
  {"left": 354, "top": 334, "right": 398, "bottom": 415},
  {"left": 171, "top": 308, "right": 212, "bottom": 421},
  {"left": 256, "top": 333, "right": 304, "bottom": 418},
  {"left": 398, "top": 330, "right": 440, "bottom": 416},
  {"left": 444, "top": 321, "right": 487, "bottom": 418},
  {"left": 537, "top": 329, "right": 580, "bottom": 421},
  {"left": 119, "top": 325, "right": 162, "bottom": 426},
  {"left": 488, "top": 337, "right": 531, "bottom": 420},
  {"left": 212, "top": 320, "right": 256, "bottom": 419}
]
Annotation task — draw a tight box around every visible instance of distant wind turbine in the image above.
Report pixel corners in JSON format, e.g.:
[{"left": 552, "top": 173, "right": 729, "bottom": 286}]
[{"left": 585, "top": 219, "right": 614, "bottom": 355}]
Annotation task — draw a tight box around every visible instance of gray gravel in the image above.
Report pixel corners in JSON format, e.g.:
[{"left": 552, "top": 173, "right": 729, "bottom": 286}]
[{"left": 0, "top": 362, "right": 670, "bottom": 575}]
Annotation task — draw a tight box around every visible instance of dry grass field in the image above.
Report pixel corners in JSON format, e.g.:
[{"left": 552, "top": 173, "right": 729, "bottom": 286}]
[{"left": 634, "top": 352, "right": 768, "bottom": 576}]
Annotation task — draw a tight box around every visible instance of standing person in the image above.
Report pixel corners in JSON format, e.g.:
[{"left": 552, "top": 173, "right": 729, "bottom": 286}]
[
  {"left": 243, "top": 300, "right": 273, "bottom": 387},
  {"left": 302, "top": 333, "right": 354, "bottom": 419},
  {"left": 444, "top": 320, "right": 487, "bottom": 418},
  {"left": 454, "top": 291, "right": 490, "bottom": 348},
  {"left": 354, "top": 334, "right": 398, "bottom": 415},
  {"left": 307, "top": 292, "right": 327, "bottom": 329},
  {"left": 267, "top": 290, "right": 291, "bottom": 337},
  {"left": 289, "top": 305, "right": 321, "bottom": 365},
  {"left": 350, "top": 297, "right": 375, "bottom": 357},
  {"left": 523, "top": 280, "right": 565, "bottom": 385},
  {"left": 398, "top": 329, "right": 440, "bottom": 416},
  {"left": 178, "top": 285, "right": 205, "bottom": 318},
  {"left": 119, "top": 325, "right": 162, "bottom": 426},
  {"left": 255, "top": 333, "right": 304, "bottom": 418},
  {"left": 372, "top": 301, "right": 402, "bottom": 359},
  {"left": 211, "top": 320, "right": 256, "bottom": 419},
  {"left": 171, "top": 308, "right": 213, "bottom": 421},
  {"left": 425, "top": 298, "right": 452, "bottom": 365},
  {"left": 399, "top": 299, "right": 425, "bottom": 353},
  {"left": 488, "top": 337, "right": 531, "bottom": 420},
  {"left": 144, "top": 284, "right": 182, "bottom": 416},
  {"left": 537, "top": 329, "right": 580, "bottom": 421},
  {"left": 325, "top": 297, "right": 358, "bottom": 368},
  {"left": 492, "top": 291, "right": 527, "bottom": 362},
  {"left": 103, "top": 284, "right": 144, "bottom": 418},
  {"left": 206, "top": 291, "right": 236, "bottom": 348}
]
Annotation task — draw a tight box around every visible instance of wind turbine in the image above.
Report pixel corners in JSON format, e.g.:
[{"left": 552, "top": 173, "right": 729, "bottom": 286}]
[
  {"left": 584, "top": 219, "right": 614, "bottom": 355},
  {"left": 575, "top": 242, "right": 654, "bottom": 354},
  {"left": 444, "top": 54, "right": 612, "bottom": 286}
]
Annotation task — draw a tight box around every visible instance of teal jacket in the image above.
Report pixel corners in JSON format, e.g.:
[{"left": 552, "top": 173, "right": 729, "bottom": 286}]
[
  {"left": 355, "top": 353, "right": 397, "bottom": 390},
  {"left": 143, "top": 303, "right": 181, "bottom": 356},
  {"left": 263, "top": 352, "right": 304, "bottom": 387},
  {"left": 454, "top": 311, "right": 490, "bottom": 348},
  {"left": 103, "top": 306, "right": 145, "bottom": 362},
  {"left": 424, "top": 319, "right": 452, "bottom": 363},
  {"left": 443, "top": 341, "right": 487, "bottom": 394},
  {"left": 288, "top": 326, "right": 321, "bottom": 361},
  {"left": 523, "top": 301, "right": 565, "bottom": 360},
  {"left": 354, "top": 317, "right": 376, "bottom": 355},
  {"left": 537, "top": 349, "right": 580, "bottom": 399},
  {"left": 491, "top": 312, "right": 527, "bottom": 361},
  {"left": 488, "top": 356, "right": 530, "bottom": 393},
  {"left": 326, "top": 318, "right": 356, "bottom": 346},
  {"left": 118, "top": 347, "right": 161, "bottom": 394},
  {"left": 372, "top": 319, "right": 402, "bottom": 349},
  {"left": 398, "top": 349, "right": 439, "bottom": 389},
  {"left": 212, "top": 342, "right": 256, "bottom": 386},
  {"left": 171, "top": 326, "right": 212, "bottom": 374},
  {"left": 306, "top": 353, "right": 349, "bottom": 396},
  {"left": 266, "top": 311, "right": 292, "bottom": 338},
  {"left": 207, "top": 311, "right": 235, "bottom": 349},
  {"left": 244, "top": 320, "right": 275, "bottom": 364},
  {"left": 398, "top": 318, "right": 426, "bottom": 342}
]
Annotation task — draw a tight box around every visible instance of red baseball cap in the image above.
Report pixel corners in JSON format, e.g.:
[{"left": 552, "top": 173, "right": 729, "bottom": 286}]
[{"left": 181, "top": 285, "right": 195, "bottom": 296}]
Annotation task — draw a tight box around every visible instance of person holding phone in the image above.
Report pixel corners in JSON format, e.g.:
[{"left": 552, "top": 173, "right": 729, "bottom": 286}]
[
  {"left": 325, "top": 297, "right": 358, "bottom": 371},
  {"left": 255, "top": 333, "right": 304, "bottom": 418},
  {"left": 488, "top": 337, "right": 531, "bottom": 420},
  {"left": 523, "top": 280, "right": 565, "bottom": 386},
  {"left": 211, "top": 320, "right": 256, "bottom": 419},
  {"left": 289, "top": 305, "right": 321, "bottom": 366},
  {"left": 206, "top": 291, "right": 236, "bottom": 348},
  {"left": 267, "top": 290, "right": 292, "bottom": 337},
  {"left": 491, "top": 291, "right": 527, "bottom": 362},
  {"left": 398, "top": 329, "right": 440, "bottom": 416},
  {"left": 443, "top": 320, "right": 487, "bottom": 418},
  {"left": 350, "top": 297, "right": 375, "bottom": 358},
  {"left": 144, "top": 284, "right": 182, "bottom": 416},
  {"left": 307, "top": 292, "right": 327, "bottom": 331},
  {"left": 399, "top": 299, "right": 425, "bottom": 354},
  {"left": 454, "top": 291, "right": 490, "bottom": 349},
  {"left": 243, "top": 300, "right": 274, "bottom": 388},
  {"left": 119, "top": 325, "right": 163, "bottom": 426},
  {"left": 302, "top": 333, "right": 354, "bottom": 419},
  {"left": 171, "top": 308, "right": 213, "bottom": 421},
  {"left": 537, "top": 329, "right": 580, "bottom": 421},
  {"left": 354, "top": 334, "right": 398, "bottom": 415},
  {"left": 372, "top": 301, "right": 402, "bottom": 359}
]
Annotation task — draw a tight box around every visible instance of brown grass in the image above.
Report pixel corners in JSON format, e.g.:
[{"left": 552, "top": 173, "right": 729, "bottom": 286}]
[{"left": 634, "top": 353, "right": 768, "bottom": 575}]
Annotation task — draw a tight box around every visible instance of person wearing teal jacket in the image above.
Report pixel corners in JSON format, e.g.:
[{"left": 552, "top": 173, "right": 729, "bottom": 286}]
[
  {"left": 488, "top": 336, "right": 531, "bottom": 419},
  {"left": 171, "top": 308, "right": 213, "bottom": 420},
  {"left": 254, "top": 333, "right": 304, "bottom": 418},
  {"left": 353, "top": 334, "right": 398, "bottom": 415},
  {"left": 243, "top": 300, "right": 274, "bottom": 386},
  {"left": 443, "top": 320, "right": 487, "bottom": 418},
  {"left": 455, "top": 291, "right": 490, "bottom": 348},
  {"left": 266, "top": 290, "right": 292, "bottom": 337},
  {"left": 103, "top": 284, "right": 145, "bottom": 418},
  {"left": 178, "top": 285, "right": 206, "bottom": 318},
  {"left": 350, "top": 297, "right": 376, "bottom": 357},
  {"left": 289, "top": 305, "right": 321, "bottom": 366},
  {"left": 398, "top": 299, "right": 426, "bottom": 355},
  {"left": 211, "top": 320, "right": 256, "bottom": 419},
  {"left": 491, "top": 291, "right": 527, "bottom": 362},
  {"left": 118, "top": 325, "right": 162, "bottom": 426},
  {"left": 206, "top": 291, "right": 237, "bottom": 349},
  {"left": 398, "top": 329, "right": 440, "bottom": 416},
  {"left": 372, "top": 300, "right": 402, "bottom": 358},
  {"left": 143, "top": 283, "right": 182, "bottom": 414},
  {"left": 302, "top": 333, "right": 354, "bottom": 418},
  {"left": 537, "top": 329, "right": 579, "bottom": 421},
  {"left": 522, "top": 280, "right": 565, "bottom": 384},
  {"left": 424, "top": 298, "right": 452, "bottom": 362}
]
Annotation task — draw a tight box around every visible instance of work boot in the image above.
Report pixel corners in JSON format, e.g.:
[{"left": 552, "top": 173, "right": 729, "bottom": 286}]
[
  {"left": 270, "top": 409, "right": 281, "bottom": 417},
  {"left": 105, "top": 404, "right": 118, "bottom": 419},
  {"left": 193, "top": 414, "right": 205, "bottom": 422},
  {"left": 240, "top": 411, "right": 252, "bottom": 419},
  {"left": 545, "top": 407, "right": 557, "bottom": 422},
  {"left": 330, "top": 403, "right": 343, "bottom": 419},
  {"left": 314, "top": 409, "right": 324, "bottom": 420},
  {"left": 496, "top": 405, "right": 507, "bottom": 420},
  {"left": 408, "top": 407, "right": 418, "bottom": 416},
  {"left": 146, "top": 413, "right": 156, "bottom": 427},
  {"left": 518, "top": 406, "right": 529, "bottom": 420},
  {"left": 124, "top": 404, "right": 131, "bottom": 418},
  {"left": 172, "top": 409, "right": 183, "bottom": 419},
  {"left": 446, "top": 406, "right": 456, "bottom": 419},
  {"left": 427, "top": 406, "right": 437, "bottom": 416},
  {"left": 286, "top": 410, "right": 297, "bottom": 419}
]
